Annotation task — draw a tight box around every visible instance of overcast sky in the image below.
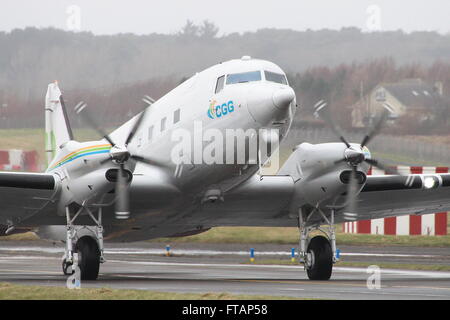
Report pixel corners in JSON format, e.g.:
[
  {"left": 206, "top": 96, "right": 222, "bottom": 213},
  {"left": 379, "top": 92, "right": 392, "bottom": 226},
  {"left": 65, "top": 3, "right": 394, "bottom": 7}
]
[{"left": 1, "top": 0, "right": 449, "bottom": 35}]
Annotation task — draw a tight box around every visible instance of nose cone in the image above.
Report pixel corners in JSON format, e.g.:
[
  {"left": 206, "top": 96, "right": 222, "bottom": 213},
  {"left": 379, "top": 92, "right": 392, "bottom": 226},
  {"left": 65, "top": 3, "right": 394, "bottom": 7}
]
[
  {"left": 247, "top": 85, "right": 296, "bottom": 125},
  {"left": 272, "top": 87, "right": 295, "bottom": 110}
]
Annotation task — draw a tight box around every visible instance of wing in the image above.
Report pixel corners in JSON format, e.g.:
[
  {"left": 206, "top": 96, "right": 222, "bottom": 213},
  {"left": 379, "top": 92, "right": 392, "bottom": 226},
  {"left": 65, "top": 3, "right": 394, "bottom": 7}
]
[
  {"left": 343, "top": 173, "right": 450, "bottom": 222},
  {"left": 185, "top": 173, "right": 450, "bottom": 228},
  {"left": 0, "top": 172, "right": 59, "bottom": 234}
]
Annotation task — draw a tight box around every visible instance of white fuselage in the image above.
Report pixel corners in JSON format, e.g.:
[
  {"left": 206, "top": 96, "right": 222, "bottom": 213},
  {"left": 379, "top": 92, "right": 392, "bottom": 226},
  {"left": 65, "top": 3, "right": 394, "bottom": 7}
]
[
  {"left": 110, "top": 58, "right": 296, "bottom": 193},
  {"left": 47, "top": 58, "right": 297, "bottom": 213}
]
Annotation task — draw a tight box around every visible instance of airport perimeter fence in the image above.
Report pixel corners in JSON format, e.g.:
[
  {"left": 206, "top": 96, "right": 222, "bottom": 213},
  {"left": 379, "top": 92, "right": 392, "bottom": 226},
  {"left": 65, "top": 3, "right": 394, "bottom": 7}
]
[{"left": 285, "top": 127, "right": 450, "bottom": 166}]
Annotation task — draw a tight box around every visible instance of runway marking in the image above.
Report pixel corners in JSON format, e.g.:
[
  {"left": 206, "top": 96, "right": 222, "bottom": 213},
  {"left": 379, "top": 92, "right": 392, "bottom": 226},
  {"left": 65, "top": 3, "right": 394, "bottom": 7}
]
[
  {"left": 282, "top": 288, "right": 305, "bottom": 291},
  {"left": 114, "top": 274, "right": 150, "bottom": 279},
  {"left": 332, "top": 290, "right": 449, "bottom": 298},
  {"left": 0, "top": 247, "right": 445, "bottom": 259},
  {"left": 0, "top": 269, "right": 60, "bottom": 275},
  {"left": 0, "top": 255, "right": 60, "bottom": 261},
  {"left": 106, "top": 259, "right": 450, "bottom": 278},
  {"left": 234, "top": 281, "right": 450, "bottom": 298},
  {"left": 2, "top": 255, "right": 450, "bottom": 279},
  {"left": 232, "top": 279, "right": 369, "bottom": 288},
  {"left": 334, "top": 267, "right": 450, "bottom": 278},
  {"left": 393, "top": 285, "right": 450, "bottom": 291},
  {"left": 107, "top": 259, "right": 305, "bottom": 270}
]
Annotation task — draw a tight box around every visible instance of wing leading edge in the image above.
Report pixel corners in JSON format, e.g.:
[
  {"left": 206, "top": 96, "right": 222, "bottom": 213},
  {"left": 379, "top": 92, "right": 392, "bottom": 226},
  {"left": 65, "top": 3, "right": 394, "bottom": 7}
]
[{"left": 0, "top": 172, "right": 55, "bottom": 189}]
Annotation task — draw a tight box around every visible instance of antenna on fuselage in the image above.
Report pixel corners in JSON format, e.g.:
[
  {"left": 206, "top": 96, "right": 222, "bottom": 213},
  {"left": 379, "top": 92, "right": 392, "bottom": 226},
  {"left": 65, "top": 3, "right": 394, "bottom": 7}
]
[{"left": 143, "top": 95, "right": 156, "bottom": 106}]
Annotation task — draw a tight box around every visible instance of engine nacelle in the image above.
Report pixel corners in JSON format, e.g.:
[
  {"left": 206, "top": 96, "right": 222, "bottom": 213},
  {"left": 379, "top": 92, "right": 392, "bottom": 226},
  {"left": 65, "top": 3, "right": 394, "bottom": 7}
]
[
  {"left": 279, "top": 142, "right": 369, "bottom": 212},
  {"left": 56, "top": 167, "right": 131, "bottom": 215}
]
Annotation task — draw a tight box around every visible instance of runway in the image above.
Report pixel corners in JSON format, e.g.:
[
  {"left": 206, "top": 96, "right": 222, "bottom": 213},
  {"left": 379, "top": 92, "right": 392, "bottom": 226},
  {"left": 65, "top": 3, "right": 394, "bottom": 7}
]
[{"left": 1, "top": 241, "right": 450, "bottom": 300}]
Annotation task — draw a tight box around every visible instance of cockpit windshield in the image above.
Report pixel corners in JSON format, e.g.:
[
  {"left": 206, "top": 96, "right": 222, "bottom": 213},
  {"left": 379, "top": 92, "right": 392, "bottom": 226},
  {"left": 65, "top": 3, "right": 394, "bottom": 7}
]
[
  {"left": 264, "top": 71, "right": 287, "bottom": 85},
  {"left": 226, "top": 71, "right": 261, "bottom": 85}
]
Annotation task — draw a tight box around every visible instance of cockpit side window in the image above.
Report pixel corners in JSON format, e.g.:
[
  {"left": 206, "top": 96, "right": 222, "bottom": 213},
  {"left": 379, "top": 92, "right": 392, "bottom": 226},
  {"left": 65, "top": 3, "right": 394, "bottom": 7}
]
[
  {"left": 215, "top": 75, "right": 225, "bottom": 94},
  {"left": 226, "top": 71, "right": 261, "bottom": 85},
  {"left": 264, "top": 71, "right": 287, "bottom": 85}
]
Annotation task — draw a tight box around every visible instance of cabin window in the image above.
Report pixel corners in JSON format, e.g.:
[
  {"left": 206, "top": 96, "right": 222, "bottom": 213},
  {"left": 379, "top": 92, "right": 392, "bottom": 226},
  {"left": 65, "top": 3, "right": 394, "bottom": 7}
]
[
  {"left": 161, "top": 117, "right": 166, "bottom": 132},
  {"left": 174, "top": 109, "right": 180, "bottom": 124},
  {"left": 264, "top": 71, "right": 287, "bottom": 85},
  {"left": 215, "top": 75, "right": 225, "bottom": 93},
  {"left": 226, "top": 71, "right": 261, "bottom": 85},
  {"left": 148, "top": 125, "right": 154, "bottom": 141}
]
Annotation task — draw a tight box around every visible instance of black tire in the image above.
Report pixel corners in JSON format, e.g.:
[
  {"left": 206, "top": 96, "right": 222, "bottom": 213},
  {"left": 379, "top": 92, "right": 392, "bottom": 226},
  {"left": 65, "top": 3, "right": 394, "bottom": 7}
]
[
  {"left": 62, "top": 259, "right": 74, "bottom": 275},
  {"left": 306, "top": 235, "right": 333, "bottom": 280},
  {"left": 75, "top": 236, "right": 100, "bottom": 280}
]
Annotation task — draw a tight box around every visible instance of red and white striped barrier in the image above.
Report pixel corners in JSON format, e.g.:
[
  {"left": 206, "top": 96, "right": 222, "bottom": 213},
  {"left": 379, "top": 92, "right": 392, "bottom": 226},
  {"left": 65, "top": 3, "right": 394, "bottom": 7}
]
[
  {"left": 0, "top": 150, "right": 39, "bottom": 172},
  {"left": 343, "top": 166, "right": 448, "bottom": 236}
]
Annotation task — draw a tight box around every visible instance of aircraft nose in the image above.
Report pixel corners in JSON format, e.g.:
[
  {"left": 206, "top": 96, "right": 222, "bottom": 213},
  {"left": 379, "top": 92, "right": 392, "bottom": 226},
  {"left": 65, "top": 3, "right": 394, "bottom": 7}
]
[
  {"left": 246, "top": 85, "right": 296, "bottom": 125},
  {"left": 272, "top": 87, "right": 295, "bottom": 110}
]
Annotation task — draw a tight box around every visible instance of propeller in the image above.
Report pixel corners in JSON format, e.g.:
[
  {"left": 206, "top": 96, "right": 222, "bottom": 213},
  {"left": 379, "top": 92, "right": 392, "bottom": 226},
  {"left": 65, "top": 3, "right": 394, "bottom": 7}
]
[
  {"left": 74, "top": 99, "right": 170, "bottom": 220},
  {"left": 313, "top": 101, "right": 399, "bottom": 218}
]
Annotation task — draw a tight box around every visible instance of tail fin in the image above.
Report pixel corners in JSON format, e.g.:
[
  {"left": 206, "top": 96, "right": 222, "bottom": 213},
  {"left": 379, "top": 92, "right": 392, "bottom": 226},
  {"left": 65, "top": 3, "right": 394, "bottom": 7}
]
[{"left": 45, "top": 81, "right": 73, "bottom": 165}]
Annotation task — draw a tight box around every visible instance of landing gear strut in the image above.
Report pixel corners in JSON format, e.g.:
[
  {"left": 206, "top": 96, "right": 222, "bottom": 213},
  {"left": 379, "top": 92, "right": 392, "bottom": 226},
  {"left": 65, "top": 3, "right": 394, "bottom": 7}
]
[
  {"left": 298, "top": 207, "right": 338, "bottom": 280},
  {"left": 62, "top": 203, "right": 106, "bottom": 280}
]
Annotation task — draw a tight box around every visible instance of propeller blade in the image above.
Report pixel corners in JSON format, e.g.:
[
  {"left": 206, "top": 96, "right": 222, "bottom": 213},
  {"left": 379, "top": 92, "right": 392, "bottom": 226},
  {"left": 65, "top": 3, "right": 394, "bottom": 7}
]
[
  {"left": 334, "top": 158, "right": 347, "bottom": 165},
  {"left": 364, "top": 158, "right": 400, "bottom": 175},
  {"left": 74, "top": 102, "right": 116, "bottom": 147},
  {"left": 344, "top": 167, "right": 359, "bottom": 215},
  {"left": 115, "top": 164, "right": 130, "bottom": 220},
  {"left": 130, "top": 154, "right": 172, "bottom": 169},
  {"left": 360, "top": 110, "right": 389, "bottom": 148},
  {"left": 125, "top": 106, "right": 150, "bottom": 146},
  {"left": 314, "top": 102, "right": 351, "bottom": 148},
  {"left": 99, "top": 155, "right": 113, "bottom": 165}
]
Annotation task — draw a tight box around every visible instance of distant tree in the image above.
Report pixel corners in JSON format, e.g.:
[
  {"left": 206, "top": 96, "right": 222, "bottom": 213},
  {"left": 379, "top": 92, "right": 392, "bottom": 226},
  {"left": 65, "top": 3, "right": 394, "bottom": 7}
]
[
  {"left": 2, "top": 27, "right": 450, "bottom": 130},
  {"left": 178, "top": 20, "right": 200, "bottom": 39},
  {"left": 199, "top": 20, "right": 219, "bottom": 39}
]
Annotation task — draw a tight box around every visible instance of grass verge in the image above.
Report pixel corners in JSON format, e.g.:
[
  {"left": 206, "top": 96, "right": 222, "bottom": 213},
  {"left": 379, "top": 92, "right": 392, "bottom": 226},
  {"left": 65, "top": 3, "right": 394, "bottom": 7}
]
[
  {"left": 0, "top": 282, "right": 303, "bottom": 300},
  {"left": 0, "top": 232, "right": 40, "bottom": 241},
  {"left": 151, "top": 226, "right": 450, "bottom": 247}
]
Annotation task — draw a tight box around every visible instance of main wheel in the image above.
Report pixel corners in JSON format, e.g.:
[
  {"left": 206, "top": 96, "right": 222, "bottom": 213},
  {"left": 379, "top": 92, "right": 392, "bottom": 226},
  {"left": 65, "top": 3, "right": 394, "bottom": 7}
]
[
  {"left": 75, "top": 236, "right": 100, "bottom": 280},
  {"left": 306, "top": 235, "right": 333, "bottom": 280}
]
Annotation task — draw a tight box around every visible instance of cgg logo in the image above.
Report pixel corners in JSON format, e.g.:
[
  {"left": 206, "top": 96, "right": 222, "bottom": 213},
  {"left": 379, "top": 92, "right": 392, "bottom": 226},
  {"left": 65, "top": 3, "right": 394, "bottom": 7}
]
[{"left": 207, "top": 100, "right": 235, "bottom": 119}]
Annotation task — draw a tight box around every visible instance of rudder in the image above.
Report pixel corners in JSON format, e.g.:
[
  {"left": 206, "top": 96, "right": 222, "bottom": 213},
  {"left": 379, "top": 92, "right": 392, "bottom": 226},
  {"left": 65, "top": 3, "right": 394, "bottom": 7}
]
[{"left": 45, "top": 81, "right": 73, "bottom": 165}]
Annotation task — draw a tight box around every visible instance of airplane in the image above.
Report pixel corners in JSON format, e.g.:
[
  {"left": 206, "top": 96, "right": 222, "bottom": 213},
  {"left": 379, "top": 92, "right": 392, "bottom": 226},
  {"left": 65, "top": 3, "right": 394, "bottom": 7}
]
[{"left": 1, "top": 55, "right": 450, "bottom": 282}]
